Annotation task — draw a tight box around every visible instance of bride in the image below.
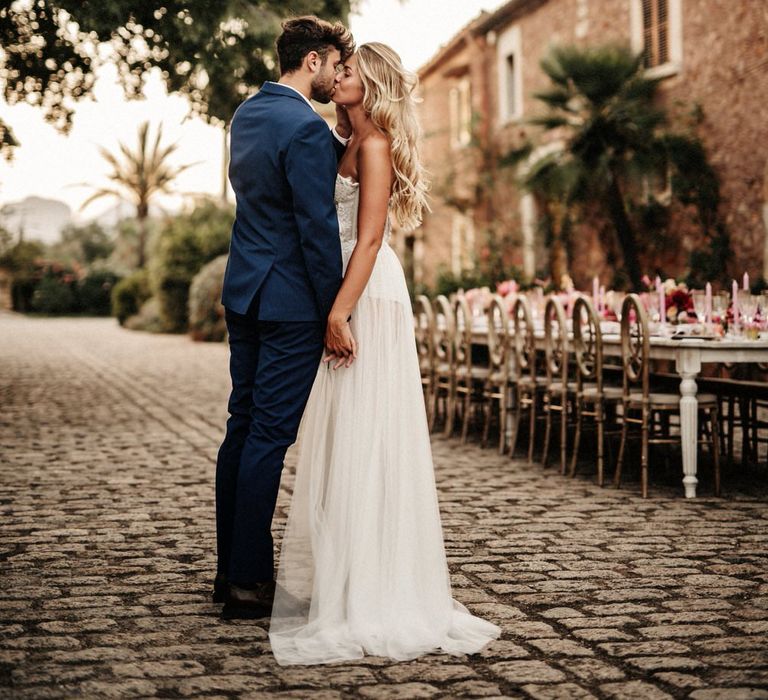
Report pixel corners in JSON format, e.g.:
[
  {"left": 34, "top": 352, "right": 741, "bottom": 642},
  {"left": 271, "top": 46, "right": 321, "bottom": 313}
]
[{"left": 269, "top": 42, "right": 500, "bottom": 665}]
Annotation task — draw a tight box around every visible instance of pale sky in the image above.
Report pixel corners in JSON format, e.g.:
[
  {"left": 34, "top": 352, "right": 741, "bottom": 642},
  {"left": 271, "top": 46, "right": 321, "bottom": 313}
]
[{"left": 0, "top": 0, "right": 496, "bottom": 227}]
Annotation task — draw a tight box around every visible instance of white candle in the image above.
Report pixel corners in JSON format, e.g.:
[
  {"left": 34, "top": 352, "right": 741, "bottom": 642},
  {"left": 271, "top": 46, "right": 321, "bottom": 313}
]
[
  {"left": 656, "top": 277, "right": 665, "bottom": 324},
  {"left": 705, "top": 282, "right": 712, "bottom": 323},
  {"left": 743, "top": 272, "right": 749, "bottom": 291},
  {"left": 592, "top": 276, "right": 599, "bottom": 302},
  {"left": 732, "top": 279, "right": 739, "bottom": 327}
]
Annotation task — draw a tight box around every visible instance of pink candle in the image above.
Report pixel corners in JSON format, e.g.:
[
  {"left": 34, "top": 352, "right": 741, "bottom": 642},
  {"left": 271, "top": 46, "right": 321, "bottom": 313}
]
[
  {"left": 732, "top": 279, "right": 739, "bottom": 326},
  {"left": 592, "top": 276, "right": 599, "bottom": 302},
  {"left": 599, "top": 285, "right": 605, "bottom": 313},
  {"left": 743, "top": 272, "right": 749, "bottom": 291},
  {"left": 656, "top": 277, "right": 665, "bottom": 324},
  {"left": 705, "top": 282, "right": 712, "bottom": 323}
]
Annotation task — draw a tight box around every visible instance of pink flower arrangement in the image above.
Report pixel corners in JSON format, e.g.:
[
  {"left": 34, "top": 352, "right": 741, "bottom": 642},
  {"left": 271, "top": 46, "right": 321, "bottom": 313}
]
[{"left": 496, "top": 279, "right": 519, "bottom": 297}]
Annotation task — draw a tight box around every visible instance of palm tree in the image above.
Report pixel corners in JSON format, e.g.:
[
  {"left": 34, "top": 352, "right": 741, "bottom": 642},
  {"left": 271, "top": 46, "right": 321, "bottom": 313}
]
[
  {"left": 508, "top": 45, "right": 679, "bottom": 290},
  {"left": 81, "top": 122, "right": 196, "bottom": 268}
]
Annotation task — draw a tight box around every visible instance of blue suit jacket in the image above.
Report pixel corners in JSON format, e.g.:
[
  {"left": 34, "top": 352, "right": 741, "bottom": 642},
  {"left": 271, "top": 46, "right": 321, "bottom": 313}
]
[{"left": 222, "top": 82, "right": 343, "bottom": 320}]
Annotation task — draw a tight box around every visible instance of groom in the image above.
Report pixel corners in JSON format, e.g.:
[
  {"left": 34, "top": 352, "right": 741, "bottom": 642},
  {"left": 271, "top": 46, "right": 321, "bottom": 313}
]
[{"left": 215, "top": 16, "right": 355, "bottom": 619}]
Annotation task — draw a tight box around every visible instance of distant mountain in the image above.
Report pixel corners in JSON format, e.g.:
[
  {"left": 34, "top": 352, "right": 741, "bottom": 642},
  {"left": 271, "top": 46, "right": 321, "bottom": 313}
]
[{"left": 0, "top": 196, "right": 72, "bottom": 244}]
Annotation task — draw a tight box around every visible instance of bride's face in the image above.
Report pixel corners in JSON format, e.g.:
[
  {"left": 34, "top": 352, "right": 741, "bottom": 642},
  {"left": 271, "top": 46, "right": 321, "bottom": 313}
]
[{"left": 332, "top": 53, "right": 365, "bottom": 108}]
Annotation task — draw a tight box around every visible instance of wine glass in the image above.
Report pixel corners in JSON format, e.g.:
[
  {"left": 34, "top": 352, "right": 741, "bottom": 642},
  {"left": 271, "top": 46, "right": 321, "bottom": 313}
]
[
  {"left": 691, "top": 290, "right": 707, "bottom": 325},
  {"left": 647, "top": 291, "right": 661, "bottom": 324},
  {"left": 738, "top": 290, "right": 759, "bottom": 325},
  {"left": 711, "top": 292, "right": 728, "bottom": 324}
]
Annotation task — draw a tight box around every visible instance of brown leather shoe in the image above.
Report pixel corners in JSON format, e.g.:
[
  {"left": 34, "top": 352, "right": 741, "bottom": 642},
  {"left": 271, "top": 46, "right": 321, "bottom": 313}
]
[{"left": 220, "top": 581, "right": 275, "bottom": 620}]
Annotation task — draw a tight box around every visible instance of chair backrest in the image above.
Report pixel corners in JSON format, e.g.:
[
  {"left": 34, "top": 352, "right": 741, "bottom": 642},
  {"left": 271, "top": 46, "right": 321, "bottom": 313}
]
[
  {"left": 433, "top": 294, "right": 454, "bottom": 369},
  {"left": 620, "top": 293, "right": 650, "bottom": 398},
  {"left": 414, "top": 294, "right": 435, "bottom": 372},
  {"left": 486, "top": 293, "right": 510, "bottom": 382},
  {"left": 452, "top": 295, "right": 473, "bottom": 373},
  {"left": 543, "top": 296, "right": 569, "bottom": 389},
  {"left": 571, "top": 294, "right": 604, "bottom": 391},
  {"left": 511, "top": 295, "right": 536, "bottom": 381}
]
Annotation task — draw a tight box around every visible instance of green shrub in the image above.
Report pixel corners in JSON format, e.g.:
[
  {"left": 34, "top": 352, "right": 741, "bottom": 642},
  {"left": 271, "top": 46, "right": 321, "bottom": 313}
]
[
  {"left": 433, "top": 268, "right": 490, "bottom": 298},
  {"left": 124, "top": 297, "right": 165, "bottom": 333},
  {"left": 0, "top": 240, "right": 45, "bottom": 312},
  {"left": 77, "top": 269, "right": 120, "bottom": 316},
  {"left": 31, "top": 274, "right": 77, "bottom": 314},
  {"left": 150, "top": 200, "right": 233, "bottom": 333},
  {"left": 188, "top": 254, "right": 228, "bottom": 342},
  {"left": 111, "top": 269, "right": 151, "bottom": 325}
]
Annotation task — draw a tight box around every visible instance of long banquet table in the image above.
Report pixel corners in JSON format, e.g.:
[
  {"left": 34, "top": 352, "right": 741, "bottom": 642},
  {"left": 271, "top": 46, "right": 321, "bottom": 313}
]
[{"left": 470, "top": 320, "right": 768, "bottom": 498}]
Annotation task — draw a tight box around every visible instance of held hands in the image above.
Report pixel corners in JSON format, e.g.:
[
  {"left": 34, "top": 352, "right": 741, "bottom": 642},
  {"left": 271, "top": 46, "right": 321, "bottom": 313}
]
[{"left": 323, "top": 314, "right": 357, "bottom": 369}]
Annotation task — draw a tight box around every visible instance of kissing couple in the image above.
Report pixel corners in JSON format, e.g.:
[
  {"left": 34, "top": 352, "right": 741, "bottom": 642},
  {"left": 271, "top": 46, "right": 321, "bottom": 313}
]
[{"left": 214, "top": 15, "right": 500, "bottom": 665}]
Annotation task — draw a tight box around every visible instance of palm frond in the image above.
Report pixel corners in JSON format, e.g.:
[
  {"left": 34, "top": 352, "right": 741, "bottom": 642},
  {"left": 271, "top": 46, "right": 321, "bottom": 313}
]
[{"left": 79, "top": 188, "right": 125, "bottom": 211}]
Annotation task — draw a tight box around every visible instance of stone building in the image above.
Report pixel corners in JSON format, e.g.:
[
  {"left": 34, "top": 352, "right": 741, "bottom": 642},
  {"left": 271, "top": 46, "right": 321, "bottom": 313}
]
[{"left": 410, "top": 0, "right": 768, "bottom": 290}]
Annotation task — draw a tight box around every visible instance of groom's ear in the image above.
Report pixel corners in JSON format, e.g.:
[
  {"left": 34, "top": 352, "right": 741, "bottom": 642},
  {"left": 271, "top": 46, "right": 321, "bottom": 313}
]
[{"left": 304, "top": 50, "right": 322, "bottom": 74}]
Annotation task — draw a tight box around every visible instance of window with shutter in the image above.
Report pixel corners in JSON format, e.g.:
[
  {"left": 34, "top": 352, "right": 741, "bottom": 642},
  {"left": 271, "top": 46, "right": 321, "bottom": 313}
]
[
  {"left": 631, "top": 0, "right": 681, "bottom": 78},
  {"left": 642, "top": 0, "right": 671, "bottom": 68},
  {"left": 449, "top": 78, "right": 471, "bottom": 149}
]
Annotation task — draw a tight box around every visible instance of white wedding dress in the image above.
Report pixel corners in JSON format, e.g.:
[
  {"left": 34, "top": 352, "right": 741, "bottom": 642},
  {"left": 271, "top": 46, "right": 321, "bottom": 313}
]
[{"left": 268, "top": 174, "right": 500, "bottom": 665}]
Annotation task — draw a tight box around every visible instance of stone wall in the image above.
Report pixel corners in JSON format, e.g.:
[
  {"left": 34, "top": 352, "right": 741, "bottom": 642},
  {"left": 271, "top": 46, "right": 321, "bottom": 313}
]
[{"left": 416, "top": 0, "right": 768, "bottom": 290}]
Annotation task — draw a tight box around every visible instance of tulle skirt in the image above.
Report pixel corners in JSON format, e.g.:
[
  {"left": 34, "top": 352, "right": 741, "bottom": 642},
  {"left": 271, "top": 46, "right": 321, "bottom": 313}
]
[{"left": 269, "top": 243, "right": 500, "bottom": 665}]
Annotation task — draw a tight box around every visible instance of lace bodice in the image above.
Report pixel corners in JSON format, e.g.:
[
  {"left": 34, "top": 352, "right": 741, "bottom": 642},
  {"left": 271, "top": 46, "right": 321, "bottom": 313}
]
[{"left": 334, "top": 174, "right": 391, "bottom": 251}]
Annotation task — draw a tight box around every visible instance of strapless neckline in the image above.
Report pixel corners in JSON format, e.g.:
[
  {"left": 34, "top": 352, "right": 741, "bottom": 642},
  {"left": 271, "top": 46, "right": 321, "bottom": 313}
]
[{"left": 336, "top": 172, "right": 359, "bottom": 186}]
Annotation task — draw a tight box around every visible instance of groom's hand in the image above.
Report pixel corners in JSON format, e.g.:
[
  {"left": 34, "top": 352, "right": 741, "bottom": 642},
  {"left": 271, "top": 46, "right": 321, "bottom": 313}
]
[{"left": 323, "top": 315, "right": 357, "bottom": 369}]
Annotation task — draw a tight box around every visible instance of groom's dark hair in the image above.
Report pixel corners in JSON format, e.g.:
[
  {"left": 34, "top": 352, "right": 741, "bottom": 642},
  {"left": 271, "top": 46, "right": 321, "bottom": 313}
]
[{"left": 276, "top": 16, "right": 355, "bottom": 75}]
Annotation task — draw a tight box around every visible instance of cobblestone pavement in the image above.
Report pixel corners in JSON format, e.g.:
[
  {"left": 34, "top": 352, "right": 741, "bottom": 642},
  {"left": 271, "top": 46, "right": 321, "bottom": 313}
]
[{"left": 1, "top": 314, "right": 767, "bottom": 700}]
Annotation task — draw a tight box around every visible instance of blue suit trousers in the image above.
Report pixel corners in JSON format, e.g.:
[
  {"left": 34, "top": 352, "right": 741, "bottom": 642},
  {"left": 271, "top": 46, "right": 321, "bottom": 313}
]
[{"left": 215, "top": 297, "right": 324, "bottom": 585}]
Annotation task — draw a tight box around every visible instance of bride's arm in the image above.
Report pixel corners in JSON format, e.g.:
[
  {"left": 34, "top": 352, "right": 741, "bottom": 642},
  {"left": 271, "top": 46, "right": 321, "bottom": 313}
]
[{"left": 324, "top": 136, "right": 392, "bottom": 361}]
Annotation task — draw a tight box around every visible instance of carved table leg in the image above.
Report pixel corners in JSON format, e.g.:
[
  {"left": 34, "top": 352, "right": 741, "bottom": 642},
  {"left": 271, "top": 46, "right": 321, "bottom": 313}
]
[{"left": 677, "top": 348, "right": 702, "bottom": 499}]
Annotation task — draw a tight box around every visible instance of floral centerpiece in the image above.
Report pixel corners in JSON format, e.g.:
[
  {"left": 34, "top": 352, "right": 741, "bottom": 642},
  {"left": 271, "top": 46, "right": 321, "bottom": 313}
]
[{"left": 641, "top": 275, "right": 695, "bottom": 324}]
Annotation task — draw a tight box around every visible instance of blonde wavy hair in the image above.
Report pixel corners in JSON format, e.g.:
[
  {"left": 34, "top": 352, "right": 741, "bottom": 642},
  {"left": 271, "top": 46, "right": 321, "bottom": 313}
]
[{"left": 355, "top": 42, "right": 430, "bottom": 231}]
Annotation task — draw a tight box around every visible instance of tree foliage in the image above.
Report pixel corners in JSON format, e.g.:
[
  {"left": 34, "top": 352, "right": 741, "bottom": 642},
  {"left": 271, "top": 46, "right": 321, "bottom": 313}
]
[
  {"left": 81, "top": 120, "right": 196, "bottom": 267},
  {"left": 0, "top": 0, "right": 352, "bottom": 155},
  {"left": 149, "top": 198, "right": 233, "bottom": 332},
  {"left": 50, "top": 221, "right": 114, "bottom": 265},
  {"left": 505, "top": 44, "right": 726, "bottom": 291}
]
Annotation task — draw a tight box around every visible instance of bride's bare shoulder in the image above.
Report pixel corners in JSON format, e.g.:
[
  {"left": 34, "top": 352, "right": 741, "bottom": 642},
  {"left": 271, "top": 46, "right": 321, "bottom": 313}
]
[
  {"left": 358, "top": 131, "right": 391, "bottom": 157},
  {"left": 358, "top": 132, "right": 392, "bottom": 180}
]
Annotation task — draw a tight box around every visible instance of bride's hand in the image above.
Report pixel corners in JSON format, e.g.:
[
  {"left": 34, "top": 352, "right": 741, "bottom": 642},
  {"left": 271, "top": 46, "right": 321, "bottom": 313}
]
[
  {"left": 324, "top": 315, "right": 357, "bottom": 369},
  {"left": 335, "top": 104, "right": 352, "bottom": 140}
]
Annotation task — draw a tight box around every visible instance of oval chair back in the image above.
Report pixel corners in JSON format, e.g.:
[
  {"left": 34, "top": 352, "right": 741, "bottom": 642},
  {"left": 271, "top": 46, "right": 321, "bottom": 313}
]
[
  {"left": 620, "top": 293, "right": 650, "bottom": 401},
  {"left": 433, "top": 295, "right": 454, "bottom": 371},
  {"left": 414, "top": 294, "right": 435, "bottom": 377},
  {"left": 451, "top": 295, "right": 476, "bottom": 441},
  {"left": 571, "top": 294, "right": 604, "bottom": 393},
  {"left": 543, "top": 296, "right": 569, "bottom": 392},
  {"left": 452, "top": 295, "right": 473, "bottom": 376},
  {"left": 542, "top": 296, "right": 569, "bottom": 472},
  {"left": 432, "top": 294, "right": 455, "bottom": 434},
  {"left": 511, "top": 295, "right": 536, "bottom": 383},
  {"left": 487, "top": 293, "right": 510, "bottom": 385}
]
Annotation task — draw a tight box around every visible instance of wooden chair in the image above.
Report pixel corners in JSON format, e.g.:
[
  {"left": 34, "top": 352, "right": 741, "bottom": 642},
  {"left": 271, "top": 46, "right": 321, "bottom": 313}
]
[
  {"left": 482, "top": 294, "right": 513, "bottom": 453},
  {"left": 451, "top": 295, "right": 489, "bottom": 442},
  {"left": 744, "top": 363, "right": 768, "bottom": 466},
  {"left": 430, "top": 295, "right": 454, "bottom": 435},
  {"left": 569, "top": 294, "right": 624, "bottom": 485},
  {"left": 413, "top": 294, "right": 436, "bottom": 427},
  {"left": 614, "top": 294, "right": 721, "bottom": 497},
  {"left": 541, "top": 296, "right": 570, "bottom": 474},
  {"left": 509, "top": 295, "right": 546, "bottom": 463}
]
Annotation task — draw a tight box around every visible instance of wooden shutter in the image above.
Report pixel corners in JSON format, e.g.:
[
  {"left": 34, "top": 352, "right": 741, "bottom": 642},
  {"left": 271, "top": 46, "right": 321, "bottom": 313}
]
[{"left": 642, "top": 0, "right": 669, "bottom": 68}]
